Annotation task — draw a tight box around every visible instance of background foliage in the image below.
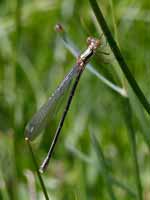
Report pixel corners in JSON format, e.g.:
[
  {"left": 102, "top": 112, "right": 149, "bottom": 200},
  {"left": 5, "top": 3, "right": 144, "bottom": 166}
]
[{"left": 0, "top": 0, "right": 150, "bottom": 199}]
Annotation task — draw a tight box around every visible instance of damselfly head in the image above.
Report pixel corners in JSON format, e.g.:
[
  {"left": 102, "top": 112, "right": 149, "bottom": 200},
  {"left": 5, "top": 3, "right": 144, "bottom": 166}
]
[
  {"left": 87, "top": 37, "right": 101, "bottom": 51},
  {"left": 55, "top": 23, "right": 64, "bottom": 33}
]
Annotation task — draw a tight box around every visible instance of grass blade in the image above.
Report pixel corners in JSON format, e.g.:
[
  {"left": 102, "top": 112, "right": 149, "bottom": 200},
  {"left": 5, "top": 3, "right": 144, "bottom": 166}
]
[
  {"left": 128, "top": 87, "right": 150, "bottom": 149},
  {"left": 67, "top": 144, "right": 137, "bottom": 198},
  {"left": 26, "top": 139, "right": 50, "bottom": 200},
  {"left": 90, "top": 132, "right": 117, "bottom": 200},
  {"left": 89, "top": 0, "right": 150, "bottom": 115},
  {"left": 123, "top": 98, "right": 143, "bottom": 200}
]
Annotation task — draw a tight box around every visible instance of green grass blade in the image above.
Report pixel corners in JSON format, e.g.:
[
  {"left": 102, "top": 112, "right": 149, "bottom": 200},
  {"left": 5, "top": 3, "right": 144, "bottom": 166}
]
[
  {"left": 109, "top": 177, "right": 137, "bottom": 198},
  {"left": 67, "top": 144, "right": 137, "bottom": 198},
  {"left": 123, "top": 98, "right": 143, "bottom": 200},
  {"left": 89, "top": 0, "right": 150, "bottom": 115},
  {"left": 90, "top": 132, "right": 117, "bottom": 200},
  {"left": 128, "top": 87, "right": 150, "bottom": 149},
  {"left": 26, "top": 140, "right": 50, "bottom": 200}
]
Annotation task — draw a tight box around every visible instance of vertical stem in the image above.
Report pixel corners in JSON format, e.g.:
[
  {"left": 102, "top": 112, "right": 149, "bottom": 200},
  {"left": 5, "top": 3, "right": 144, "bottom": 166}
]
[
  {"left": 26, "top": 140, "right": 50, "bottom": 200},
  {"left": 109, "top": 0, "right": 119, "bottom": 44},
  {"left": 89, "top": 0, "right": 150, "bottom": 115},
  {"left": 91, "top": 133, "right": 117, "bottom": 200},
  {"left": 12, "top": 1, "right": 22, "bottom": 199},
  {"left": 123, "top": 99, "right": 143, "bottom": 200},
  {"left": 16, "top": 0, "right": 22, "bottom": 41},
  {"left": 14, "top": 0, "right": 22, "bottom": 69},
  {"left": 13, "top": 0, "right": 22, "bottom": 127}
]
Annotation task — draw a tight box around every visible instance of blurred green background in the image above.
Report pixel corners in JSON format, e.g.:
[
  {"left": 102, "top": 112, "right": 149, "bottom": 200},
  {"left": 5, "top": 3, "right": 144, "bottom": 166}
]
[{"left": 0, "top": 0, "right": 150, "bottom": 199}]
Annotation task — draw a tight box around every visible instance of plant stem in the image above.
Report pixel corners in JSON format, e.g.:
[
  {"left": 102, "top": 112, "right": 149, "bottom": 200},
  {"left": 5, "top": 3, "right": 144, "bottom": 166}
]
[
  {"left": 123, "top": 98, "right": 143, "bottom": 200},
  {"left": 12, "top": 1, "right": 22, "bottom": 199},
  {"left": 89, "top": 0, "right": 150, "bottom": 115},
  {"left": 91, "top": 132, "right": 117, "bottom": 200},
  {"left": 26, "top": 140, "right": 50, "bottom": 200},
  {"left": 67, "top": 144, "right": 137, "bottom": 198}
]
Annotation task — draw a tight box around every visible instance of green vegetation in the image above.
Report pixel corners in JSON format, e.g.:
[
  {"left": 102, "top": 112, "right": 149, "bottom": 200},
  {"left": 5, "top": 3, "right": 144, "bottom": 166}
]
[{"left": 0, "top": 0, "right": 150, "bottom": 199}]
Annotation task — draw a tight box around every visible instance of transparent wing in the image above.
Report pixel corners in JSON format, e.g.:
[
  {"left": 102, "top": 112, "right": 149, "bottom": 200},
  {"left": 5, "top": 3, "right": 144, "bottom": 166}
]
[{"left": 25, "top": 65, "right": 78, "bottom": 141}]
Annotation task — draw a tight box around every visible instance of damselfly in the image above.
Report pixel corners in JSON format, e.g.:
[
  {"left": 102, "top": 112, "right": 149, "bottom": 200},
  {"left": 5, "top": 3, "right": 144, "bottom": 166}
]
[{"left": 25, "top": 28, "right": 101, "bottom": 172}]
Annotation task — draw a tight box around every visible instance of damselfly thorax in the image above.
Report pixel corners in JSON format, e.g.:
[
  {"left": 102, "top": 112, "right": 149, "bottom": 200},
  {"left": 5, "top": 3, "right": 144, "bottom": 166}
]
[{"left": 77, "top": 37, "right": 100, "bottom": 70}]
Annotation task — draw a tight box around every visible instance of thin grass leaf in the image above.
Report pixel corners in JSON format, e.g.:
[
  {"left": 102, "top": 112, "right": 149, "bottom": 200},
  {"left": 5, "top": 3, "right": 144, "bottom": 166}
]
[
  {"left": 66, "top": 144, "right": 93, "bottom": 164},
  {"left": 67, "top": 144, "right": 137, "bottom": 198},
  {"left": 15, "top": 0, "right": 22, "bottom": 46},
  {"left": 24, "top": 170, "right": 37, "bottom": 200},
  {"left": 12, "top": 1, "right": 22, "bottom": 199},
  {"left": 0, "top": 30, "right": 46, "bottom": 109},
  {"left": 0, "top": 0, "right": 55, "bottom": 34},
  {"left": 0, "top": 135, "right": 18, "bottom": 200},
  {"left": 122, "top": 7, "right": 150, "bottom": 23},
  {"left": 128, "top": 87, "right": 150, "bottom": 149},
  {"left": 0, "top": 171, "right": 10, "bottom": 200},
  {"left": 90, "top": 132, "right": 117, "bottom": 200},
  {"left": 109, "top": 177, "right": 137, "bottom": 198},
  {"left": 26, "top": 140, "right": 50, "bottom": 200},
  {"left": 78, "top": 161, "right": 89, "bottom": 200},
  {"left": 89, "top": 0, "right": 150, "bottom": 115},
  {"left": 109, "top": 0, "right": 119, "bottom": 43},
  {"left": 18, "top": 54, "right": 46, "bottom": 108},
  {"left": 123, "top": 98, "right": 143, "bottom": 200}
]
